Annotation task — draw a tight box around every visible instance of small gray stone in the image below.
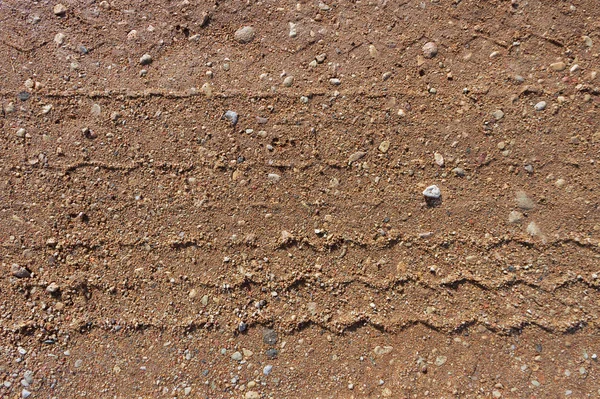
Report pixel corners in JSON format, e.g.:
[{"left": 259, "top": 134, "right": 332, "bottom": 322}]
[
  {"left": 423, "top": 185, "right": 441, "bottom": 199},
  {"left": 263, "top": 365, "right": 273, "bottom": 375},
  {"left": 234, "top": 26, "right": 255, "bottom": 43},
  {"left": 262, "top": 329, "right": 278, "bottom": 345},
  {"left": 139, "top": 53, "right": 153, "bottom": 65},
  {"left": 315, "top": 53, "right": 327, "bottom": 63},
  {"left": 524, "top": 164, "right": 534, "bottom": 174},
  {"left": 11, "top": 264, "right": 31, "bottom": 279},
  {"left": 22, "top": 389, "right": 31, "bottom": 398},
  {"left": 534, "top": 101, "right": 547, "bottom": 111},
  {"left": 422, "top": 42, "right": 438, "bottom": 58},
  {"left": 231, "top": 351, "right": 243, "bottom": 361},
  {"left": 222, "top": 110, "right": 238, "bottom": 125},
  {"left": 265, "top": 348, "right": 279, "bottom": 359},
  {"left": 329, "top": 78, "right": 341, "bottom": 86}
]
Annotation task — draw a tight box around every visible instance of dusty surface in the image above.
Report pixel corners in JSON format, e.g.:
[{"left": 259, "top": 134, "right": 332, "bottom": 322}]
[{"left": 1, "top": 0, "right": 600, "bottom": 397}]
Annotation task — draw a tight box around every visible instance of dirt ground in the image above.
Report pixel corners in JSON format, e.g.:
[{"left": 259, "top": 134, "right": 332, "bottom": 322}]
[{"left": 1, "top": 0, "right": 600, "bottom": 397}]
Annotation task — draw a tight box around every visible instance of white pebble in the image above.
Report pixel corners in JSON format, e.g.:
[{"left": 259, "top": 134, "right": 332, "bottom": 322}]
[
  {"left": 534, "top": 101, "right": 546, "bottom": 111},
  {"left": 423, "top": 185, "right": 441, "bottom": 199}
]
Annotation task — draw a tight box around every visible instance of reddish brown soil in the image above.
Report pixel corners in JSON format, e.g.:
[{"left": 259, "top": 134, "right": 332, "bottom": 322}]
[{"left": 1, "top": 0, "right": 600, "bottom": 398}]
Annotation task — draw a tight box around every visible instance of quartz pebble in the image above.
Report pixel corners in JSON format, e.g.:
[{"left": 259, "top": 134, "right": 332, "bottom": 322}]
[
  {"left": 423, "top": 185, "right": 441, "bottom": 199},
  {"left": 534, "top": 101, "right": 547, "bottom": 111}
]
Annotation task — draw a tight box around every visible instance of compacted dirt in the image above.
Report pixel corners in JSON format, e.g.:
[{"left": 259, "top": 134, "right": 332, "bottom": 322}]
[{"left": 1, "top": 0, "right": 600, "bottom": 397}]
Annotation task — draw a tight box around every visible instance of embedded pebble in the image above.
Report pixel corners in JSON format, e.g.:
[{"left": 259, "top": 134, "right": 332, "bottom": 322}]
[
  {"left": 139, "top": 53, "right": 153, "bottom": 65},
  {"left": 234, "top": 26, "right": 255, "bottom": 43},
  {"left": 492, "top": 110, "right": 504, "bottom": 120},
  {"left": 288, "top": 22, "right": 297, "bottom": 38},
  {"left": 11, "top": 264, "right": 31, "bottom": 279},
  {"left": 516, "top": 191, "right": 535, "bottom": 210},
  {"left": 223, "top": 110, "right": 238, "bottom": 125},
  {"left": 422, "top": 42, "right": 438, "bottom": 58},
  {"left": 378, "top": 141, "right": 390, "bottom": 153},
  {"left": 452, "top": 168, "right": 466, "bottom": 177},
  {"left": 555, "top": 178, "right": 566, "bottom": 188},
  {"left": 46, "top": 282, "right": 60, "bottom": 293},
  {"left": 282, "top": 76, "right": 294, "bottom": 87},
  {"left": 329, "top": 78, "right": 341, "bottom": 86},
  {"left": 583, "top": 35, "right": 593, "bottom": 47},
  {"left": 423, "top": 185, "right": 441, "bottom": 199},
  {"left": 348, "top": 151, "right": 366, "bottom": 165},
  {"left": 200, "top": 82, "right": 213, "bottom": 97},
  {"left": 22, "top": 389, "right": 31, "bottom": 398},
  {"left": 263, "top": 365, "right": 273, "bottom": 375},
  {"left": 231, "top": 351, "right": 243, "bottom": 361},
  {"left": 524, "top": 164, "right": 534, "bottom": 174},
  {"left": 53, "top": 3, "right": 67, "bottom": 16},
  {"left": 315, "top": 53, "right": 327, "bottom": 63},
  {"left": 435, "top": 355, "right": 447, "bottom": 366},
  {"left": 245, "top": 391, "right": 260, "bottom": 399},
  {"left": 434, "top": 152, "right": 444, "bottom": 167},
  {"left": 265, "top": 348, "right": 279, "bottom": 359},
  {"left": 267, "top": 173, "right": 281, "bottom": 182},
  {"left": 263, "top": 329, "right": 278, "bottom": 345},
  {"left": 526, "top": 221, "right": 541, "bottom": 237},
  {"left": 550, "top": 61, "right": 566, "bottom": 71},
  {"left": 508, "top": 211, "right": 524, "bottom": 224},
  {"left": 534, "top": 101, "right": 547, "bottom": 111},
  {"left": 91, "top": 103, "right": 101, "bottom": 116},
  {"left": 54, "top": 32, "right": 65, "bottom": 45},
  {"left": 373, "top": 346, "right": 393, "bottom": 356}
]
